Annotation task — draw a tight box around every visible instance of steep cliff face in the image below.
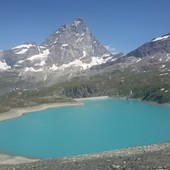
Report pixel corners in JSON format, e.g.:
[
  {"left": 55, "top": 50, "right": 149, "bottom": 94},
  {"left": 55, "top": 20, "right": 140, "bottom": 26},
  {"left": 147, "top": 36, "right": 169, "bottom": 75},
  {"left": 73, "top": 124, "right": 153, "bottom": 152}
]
[
  {"left": 61, "top": 84, "right": 96, "bottom": 98},
  {"left": 42, "top": 17, "right": 110, "bottom": 67}
]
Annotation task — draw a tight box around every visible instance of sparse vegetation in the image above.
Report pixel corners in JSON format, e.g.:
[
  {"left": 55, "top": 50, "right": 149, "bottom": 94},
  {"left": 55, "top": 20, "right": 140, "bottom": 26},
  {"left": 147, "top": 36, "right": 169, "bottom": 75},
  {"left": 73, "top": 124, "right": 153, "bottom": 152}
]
[{"left": 0, "top": 65, "right": 169, "bottom": 114}]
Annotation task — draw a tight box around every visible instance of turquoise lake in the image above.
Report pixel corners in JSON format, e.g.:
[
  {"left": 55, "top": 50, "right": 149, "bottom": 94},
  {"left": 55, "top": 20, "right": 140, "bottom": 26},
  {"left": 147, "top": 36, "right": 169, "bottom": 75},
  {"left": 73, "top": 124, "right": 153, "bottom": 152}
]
[{"left": 0, "top": 99, "right": 170, "bottom": 158}]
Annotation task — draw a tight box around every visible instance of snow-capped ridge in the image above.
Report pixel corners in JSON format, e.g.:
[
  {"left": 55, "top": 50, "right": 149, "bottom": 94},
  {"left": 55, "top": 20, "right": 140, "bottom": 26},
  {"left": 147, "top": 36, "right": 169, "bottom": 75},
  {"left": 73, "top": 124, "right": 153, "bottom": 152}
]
[
  {"left": 12, "top": 42, "right": 37, "bottom": 55},
  {"left": 152, "top": 33, "right": 170, "bottom": 42},
  {"left": 12, "top": 44, "right": 34, "bottom": 50},
  {"left": 12, "top": 42, "right": 36, "bottom": 50}
]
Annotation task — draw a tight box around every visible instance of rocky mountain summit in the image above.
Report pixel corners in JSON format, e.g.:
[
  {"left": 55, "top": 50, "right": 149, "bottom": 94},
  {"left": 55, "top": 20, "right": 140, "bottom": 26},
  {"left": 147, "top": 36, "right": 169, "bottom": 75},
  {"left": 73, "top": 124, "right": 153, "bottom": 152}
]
[
  {"left": 41, "top": 17, "right": 110, "bottom": 67},
  {"left": 0, "top": 18, "right": 113, "bottom": 73},
  {"left": 0, "top": 18, "right": 114, "bottom": 94}
]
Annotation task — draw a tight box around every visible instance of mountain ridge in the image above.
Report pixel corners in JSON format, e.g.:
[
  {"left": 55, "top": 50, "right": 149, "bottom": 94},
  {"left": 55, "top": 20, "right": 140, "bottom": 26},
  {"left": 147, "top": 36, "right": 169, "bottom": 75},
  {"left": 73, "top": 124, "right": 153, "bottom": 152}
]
[
  {"left": 126, "top": 32, "right": 170, "bottom": 58},
  {"left": 0, "top": 18, "right": 169, "bottom": 105},
  {"left": 0, "top": 18, "right": 112, "bottom": 71},
  {"left": 0, "top": 18, "right": 115, "bottom": 94}
]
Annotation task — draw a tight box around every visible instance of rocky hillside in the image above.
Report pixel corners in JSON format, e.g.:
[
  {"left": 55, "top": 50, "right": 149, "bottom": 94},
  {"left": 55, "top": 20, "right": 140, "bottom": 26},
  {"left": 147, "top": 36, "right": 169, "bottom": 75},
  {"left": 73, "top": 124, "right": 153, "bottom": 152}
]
[
  {"left": 1, "top": 142, "right": 170, "bottom": 170},
  {"left": 0, "top": 18, "right": 114, "bottom": 95},
  {"left": 127, "top": 32, "right": 170, "bottom": 58}
]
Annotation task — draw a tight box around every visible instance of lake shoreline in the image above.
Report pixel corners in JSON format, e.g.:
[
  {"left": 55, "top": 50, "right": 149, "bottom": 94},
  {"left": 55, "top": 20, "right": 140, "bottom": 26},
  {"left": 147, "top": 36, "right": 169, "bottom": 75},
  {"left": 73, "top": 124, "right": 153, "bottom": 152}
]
[
  {"left": 111, "top": 95, "right": 170, "bottom": 107},
  {"left": 0, "top": 102, "right": 82, "bottom": 122},
  {"left": 0, "top": 141, "right": 170, "bottom": 167},
  {"left": 75, "top": 95, "right": 170, "bottom": 107},
  {"left": 0, "top": 95, "right": 169, "bottom": 122},
  {"left": 0, "top": 153, "right": 39, "bottom": 165},
  {"left": 74, "top": 95, "right": 109, "bottom": 101},
  {"left": 0, "top": 96, "right": 109, "bottom": 122}
]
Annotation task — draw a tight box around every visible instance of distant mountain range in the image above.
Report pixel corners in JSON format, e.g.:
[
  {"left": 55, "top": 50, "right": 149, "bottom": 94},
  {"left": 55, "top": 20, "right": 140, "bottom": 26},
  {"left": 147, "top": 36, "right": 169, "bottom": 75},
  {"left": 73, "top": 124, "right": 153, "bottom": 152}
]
[{"left": 0, "top": 17, "right": 169, "bottom": 106}]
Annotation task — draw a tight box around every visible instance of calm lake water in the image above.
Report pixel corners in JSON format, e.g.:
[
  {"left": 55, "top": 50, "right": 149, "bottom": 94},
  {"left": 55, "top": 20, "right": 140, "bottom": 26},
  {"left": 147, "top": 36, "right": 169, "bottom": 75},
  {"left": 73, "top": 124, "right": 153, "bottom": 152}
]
[{"left": 0, "top": 99, "right": 170, "bottom": 158}]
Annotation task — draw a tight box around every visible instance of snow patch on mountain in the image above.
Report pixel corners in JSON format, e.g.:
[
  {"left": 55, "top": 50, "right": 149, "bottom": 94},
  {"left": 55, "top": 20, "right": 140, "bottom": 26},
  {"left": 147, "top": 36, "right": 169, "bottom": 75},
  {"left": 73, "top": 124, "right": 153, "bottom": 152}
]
[
  {"left": 50, "top": 55, "right": 112, "bottom": 71},
  {"left": 12, "top": 44, "right": 34, "bottom": 50},
  {"left": 17, "top": 60, "right": 24, "bottom": 64},
  {"left": 0, "top": 60, "right": 11, "bottom": 71},
  {"left": 61, "top": 44, "right": 68, "bottom": 49},
  {"left": 39, "top": 46, "right": 46, "bottom": 50},
  {"left": 136, "top": 58, "right": 142, "bottom": 63},
  {"left": 79, "top": 50, "right": 87, "bottom": 59},
  {"left": 24, "top": 67, "right": 43, "bottom": 72},
  {"left": 35, "top": 61, "right": 46, "bottom": 66},
  {"left": 159, "top": 73, "right": 169, "bottom": 76},
  {"left": 15, "top": 48, "right": 29, "bottom": 54},
  {"left": 12, "top": 43, "right": 36, "bottom": 55},
  {"left": 62, "top": 44, "right": 68, "bottom": 47},
  {"left": 160, "top": 65, "right": 166, "bottom": 68},
  {"left": 27, "top": 49, "right": 50, "bottom": 61},
  {"left": 152, "top": 35, "right": 170, "bottom": 42},
  {"left": 76, "top": 37, "right": 84, "bottom": 43}
]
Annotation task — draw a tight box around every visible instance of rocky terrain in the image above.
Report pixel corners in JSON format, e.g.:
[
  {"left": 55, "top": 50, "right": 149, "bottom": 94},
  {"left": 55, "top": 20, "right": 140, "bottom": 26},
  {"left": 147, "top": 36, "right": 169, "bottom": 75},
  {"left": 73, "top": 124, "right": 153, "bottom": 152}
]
[
  {"left": 0, "top": 142, "right": 170, "bottom": 170},
  {"left": 0, "top": 17, "right": 169, "bottom": 106},
  {"left": 126, "top": 32, "right": 170, "bottom": 58},
  {"left": 0, "top": 18, "right": 114, "bottom": 95}
]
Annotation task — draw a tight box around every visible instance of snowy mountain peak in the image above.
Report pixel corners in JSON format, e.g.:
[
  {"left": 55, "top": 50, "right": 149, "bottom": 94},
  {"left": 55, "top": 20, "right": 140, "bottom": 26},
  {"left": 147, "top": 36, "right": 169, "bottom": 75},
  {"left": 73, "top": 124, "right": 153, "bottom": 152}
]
[
  {"left": 0, "top": 18, "right": 115, "bottom": 88},
  {"left": 40, "top": 18, "right": 111, "bottom": 67},
  {"left": 152, "top": 32, "right": 170, "bottom": 42},
  {"left": 41, "top": 18, "right": 88, "bottom": 48}
]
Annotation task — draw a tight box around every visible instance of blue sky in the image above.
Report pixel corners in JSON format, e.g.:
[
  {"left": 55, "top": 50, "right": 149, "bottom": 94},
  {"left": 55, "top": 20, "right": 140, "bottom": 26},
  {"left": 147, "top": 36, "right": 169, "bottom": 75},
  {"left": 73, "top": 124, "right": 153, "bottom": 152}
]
[{"left": 0, "top": 0, "right": 170, "bottom": 53}]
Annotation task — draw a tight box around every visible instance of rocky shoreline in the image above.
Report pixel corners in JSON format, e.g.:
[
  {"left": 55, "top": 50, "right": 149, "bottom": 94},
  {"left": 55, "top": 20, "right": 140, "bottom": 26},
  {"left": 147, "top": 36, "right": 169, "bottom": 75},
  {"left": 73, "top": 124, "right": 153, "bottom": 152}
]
[{"left": 0, "top": 142, "right": 170, "bottom": 169}]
